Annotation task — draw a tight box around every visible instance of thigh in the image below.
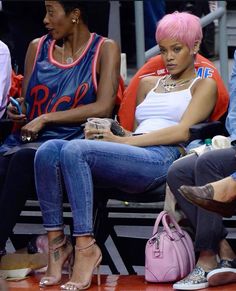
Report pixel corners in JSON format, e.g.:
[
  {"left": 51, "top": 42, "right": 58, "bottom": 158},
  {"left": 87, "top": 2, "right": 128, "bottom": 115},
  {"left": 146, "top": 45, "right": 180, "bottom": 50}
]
[
  {"left": 195, "top": 147, "right": 236, "bottom": 185},
  {"left": 5, "top": 148, "right": 37, "bottom": 197},
  {"left": 63, "top": 140, "right": 180, "bottom": 193},
  {"left": 167, "top": 153, "right": 198, "bottom": 190},
  {"left": 0, "top": 153, "right": 11, "bottom": 192}
]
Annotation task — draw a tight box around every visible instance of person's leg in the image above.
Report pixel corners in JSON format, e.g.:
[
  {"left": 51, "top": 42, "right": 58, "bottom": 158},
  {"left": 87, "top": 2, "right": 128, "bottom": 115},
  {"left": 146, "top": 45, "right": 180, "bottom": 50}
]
[
  {"left": 168, "top": 150, "right": 233, "bottom": 258},
  {"left": 0, "top": 149, "right": 36, "bottom": 252},
  {"left": 193, "top": 148, "right": 236, "bottom": 287},
  {"left": 59, "top": 139, "right": 180, "bottom": 288},
  {"left": 194, "top": 149, "right": 236, "bottom": 262},
  {"left": 61, "top": 140, "right": 180, "bottom": 235},
  {"left": 0, "top": 153, "right": 11, "bottom": 255},
  {"left": 0, "top": 153, "right": 11, "bottom": 193},
  {"left": 167, "top": 154, "right": 199, "bottom": 227},
  {"left": 209, "top": 175, "right": 236, "bottom": 202},
  {"left": 168, "top": 151, "right": 229, "bottom": 290},
  {"left": 34, "top": 139, "right": 73, "bottom": 287}
]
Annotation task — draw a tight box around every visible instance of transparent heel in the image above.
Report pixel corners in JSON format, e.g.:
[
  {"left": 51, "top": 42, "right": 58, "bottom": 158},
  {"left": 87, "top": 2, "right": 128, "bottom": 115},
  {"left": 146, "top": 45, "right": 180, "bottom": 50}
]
[
  {"left": 39, "top": 235, "right": 73, "bottom": 287},
  {"left": 60, "top": 239, "right": 102, "bottom": 290}
]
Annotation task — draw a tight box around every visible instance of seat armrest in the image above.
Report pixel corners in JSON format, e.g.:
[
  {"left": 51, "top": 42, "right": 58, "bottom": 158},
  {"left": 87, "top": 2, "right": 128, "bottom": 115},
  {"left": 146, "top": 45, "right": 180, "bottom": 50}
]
[{"left": 189, "top": 121, "right": 228, "bottom": 141}]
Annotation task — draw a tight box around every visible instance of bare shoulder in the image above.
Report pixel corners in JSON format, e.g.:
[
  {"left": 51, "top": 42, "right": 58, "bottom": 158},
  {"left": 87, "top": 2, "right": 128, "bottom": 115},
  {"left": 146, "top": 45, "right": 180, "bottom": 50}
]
[
  {"left": 194, "top": 77, "right": 217, "bottom": 91},
  {"left": 139, "top": 75, "right": 160, "bottom": 90},
  {"left": 27, "top": 38, "right": 41, "bottom": 55},
  {"left": 101, "top": 38, "right": 120, "bottom": 53}
]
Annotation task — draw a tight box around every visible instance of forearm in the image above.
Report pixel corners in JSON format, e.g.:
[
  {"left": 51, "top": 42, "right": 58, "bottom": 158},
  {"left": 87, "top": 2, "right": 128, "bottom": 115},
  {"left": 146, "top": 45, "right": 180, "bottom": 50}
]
[
  {"left": 115, "top": 125, "right": 189, "bottom": 147},
  {"left": 39, "top": 100, "right": 115, "bottom": 126}
]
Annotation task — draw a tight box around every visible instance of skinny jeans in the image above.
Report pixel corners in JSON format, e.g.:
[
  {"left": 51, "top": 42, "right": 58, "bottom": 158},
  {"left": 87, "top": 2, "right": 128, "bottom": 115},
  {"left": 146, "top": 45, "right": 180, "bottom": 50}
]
[
  {"left": 167, "top": 147, "right": 236, "bottom": 253},
  {"left": 35, "top": 139, "right": 180, "bottom": 236},
  {"left": 0, "top": 148, "right": 36, "bottom": 250}
]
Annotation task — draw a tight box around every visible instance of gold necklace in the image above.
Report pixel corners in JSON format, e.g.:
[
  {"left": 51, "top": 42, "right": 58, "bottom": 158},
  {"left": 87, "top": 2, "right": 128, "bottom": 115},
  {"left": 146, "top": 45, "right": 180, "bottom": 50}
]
[
  {"left": 62, "top": 35, "right": 91, "bottom": 64},
  {"left": 160, "top": 75, "right": 196, "bottom": 92}
]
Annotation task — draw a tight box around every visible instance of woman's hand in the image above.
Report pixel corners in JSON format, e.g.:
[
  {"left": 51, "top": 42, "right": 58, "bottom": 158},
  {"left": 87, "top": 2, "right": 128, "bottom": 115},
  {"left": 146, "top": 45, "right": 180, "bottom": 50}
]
[
  {"left": 7, "top": 97, "right": 27, "bottom": 122},
  {"left": 84, "top": 127, "right": 121, "bottom": 143},
  {"left": 20, "top": 115, "right": 46, "bottom": 142}
]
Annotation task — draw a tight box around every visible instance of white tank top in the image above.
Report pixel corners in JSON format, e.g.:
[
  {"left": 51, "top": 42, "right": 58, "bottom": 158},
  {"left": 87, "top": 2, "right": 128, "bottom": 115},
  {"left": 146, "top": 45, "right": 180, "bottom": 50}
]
[{"left": 134, "top": 76, "right": 200, "bottom": 134}]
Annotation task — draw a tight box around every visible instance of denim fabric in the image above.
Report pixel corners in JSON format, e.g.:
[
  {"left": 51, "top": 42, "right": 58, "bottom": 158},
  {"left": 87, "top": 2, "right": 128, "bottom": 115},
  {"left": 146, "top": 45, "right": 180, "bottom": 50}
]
[
  {"left": 226, "top": 50, "right": 236, "bottom": 142},
  {"left": 231, "top": 171, "right": 236, "bottom": 181},
  {"left": 35, "top": 139, "right": 180, "bottom": 235}
]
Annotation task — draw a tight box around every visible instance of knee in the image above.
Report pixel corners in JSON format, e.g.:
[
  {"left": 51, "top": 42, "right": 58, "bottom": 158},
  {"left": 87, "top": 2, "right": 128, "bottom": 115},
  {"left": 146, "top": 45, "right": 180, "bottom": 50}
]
[
  {"left": 35, "top": 140, "right": 63, "bottom": 167},
  {"left": 60, "top": 140, "right": 86, "bottom": 164},
  {"left": 195, "top": 151, "right": 217, "bottom": 173},
  {"left": 167, "top": 160, "right": 186, "bottom": 187}
]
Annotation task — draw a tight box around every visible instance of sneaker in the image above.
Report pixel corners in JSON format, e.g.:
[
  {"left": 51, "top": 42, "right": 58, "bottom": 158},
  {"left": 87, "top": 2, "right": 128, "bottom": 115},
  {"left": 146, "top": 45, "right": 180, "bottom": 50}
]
[
  {"left": 173, "top": 266, "right": 208, "bottom": 290},
  {"left": 207, "top": 259, "right": 236, "bottom": 287}
]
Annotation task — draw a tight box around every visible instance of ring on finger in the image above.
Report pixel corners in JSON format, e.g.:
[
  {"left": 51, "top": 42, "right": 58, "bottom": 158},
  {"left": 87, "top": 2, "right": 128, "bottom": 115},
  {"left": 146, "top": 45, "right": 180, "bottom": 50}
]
[
  {"left": 95, "top": 134, "right": 103, "bottom": 139},
  {"left": 21, "top": 135, "right": 27, "bottom": 142}
]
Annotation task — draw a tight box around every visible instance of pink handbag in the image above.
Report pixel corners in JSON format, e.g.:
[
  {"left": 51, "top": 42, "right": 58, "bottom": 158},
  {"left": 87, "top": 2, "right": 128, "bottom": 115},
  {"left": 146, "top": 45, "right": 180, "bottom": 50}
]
[{"left": 145, "top": 210, "right": 195, "bottom": 283}]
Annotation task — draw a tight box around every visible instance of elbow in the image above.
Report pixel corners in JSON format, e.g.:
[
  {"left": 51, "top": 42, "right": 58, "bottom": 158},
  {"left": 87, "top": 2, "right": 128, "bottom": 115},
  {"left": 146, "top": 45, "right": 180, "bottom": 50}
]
[
  {"left": 102, "top": 106, "right": 114, "bottom": 118},
  {"left": 94, "top": 104, "right": 115, "bottom": 118}
]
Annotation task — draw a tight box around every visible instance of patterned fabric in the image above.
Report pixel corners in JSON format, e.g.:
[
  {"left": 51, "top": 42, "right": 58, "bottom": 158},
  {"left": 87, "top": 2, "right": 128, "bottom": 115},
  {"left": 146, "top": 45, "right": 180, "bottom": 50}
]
[
  {"left": 173, "top": 266, "right": 208, "bottom": 290},
  {"left": 220, "top": 259, "right": 236, "bottom": 268}
]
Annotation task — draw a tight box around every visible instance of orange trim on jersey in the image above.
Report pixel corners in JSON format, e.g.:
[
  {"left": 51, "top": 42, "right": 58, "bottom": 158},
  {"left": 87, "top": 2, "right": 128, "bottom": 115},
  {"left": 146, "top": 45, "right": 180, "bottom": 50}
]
[
  {"left": 92, "top": 37, "right": 105, "bottom": 92},
  {"left": 32, "top": 35, "right": 47, "bottom": 73},
  {"left": 48, "top": 33, "right": 95, "bottom": 69}
]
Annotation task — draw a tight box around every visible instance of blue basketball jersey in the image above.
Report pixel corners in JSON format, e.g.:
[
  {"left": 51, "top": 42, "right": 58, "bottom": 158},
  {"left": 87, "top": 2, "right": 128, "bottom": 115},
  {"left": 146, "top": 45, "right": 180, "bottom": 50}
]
[{"left": 24, "top": 32, "right": 104, "bottom": 141}]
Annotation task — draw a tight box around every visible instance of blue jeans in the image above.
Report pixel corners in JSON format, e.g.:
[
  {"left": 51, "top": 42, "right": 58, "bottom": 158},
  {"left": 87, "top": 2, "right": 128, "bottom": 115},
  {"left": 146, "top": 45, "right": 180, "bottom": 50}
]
[{"left": 35, "top": 139, "right": 180, "bottom": 236}]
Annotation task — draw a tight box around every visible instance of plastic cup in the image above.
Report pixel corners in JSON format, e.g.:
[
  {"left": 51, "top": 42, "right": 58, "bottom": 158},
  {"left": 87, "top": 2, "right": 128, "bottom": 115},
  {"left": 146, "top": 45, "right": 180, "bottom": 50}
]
[{"left": 85, "top": 118, "right": 111, "bottom": 130}]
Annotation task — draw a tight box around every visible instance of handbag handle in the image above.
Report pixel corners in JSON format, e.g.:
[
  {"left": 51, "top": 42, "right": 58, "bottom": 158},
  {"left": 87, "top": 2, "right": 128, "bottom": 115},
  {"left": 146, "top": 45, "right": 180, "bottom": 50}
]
[
  {"left": 152, "top": 210, "right": 168, "bottom": 235},
  {"left": 153, "top": 210, "right": 185, "bottom": 239}
]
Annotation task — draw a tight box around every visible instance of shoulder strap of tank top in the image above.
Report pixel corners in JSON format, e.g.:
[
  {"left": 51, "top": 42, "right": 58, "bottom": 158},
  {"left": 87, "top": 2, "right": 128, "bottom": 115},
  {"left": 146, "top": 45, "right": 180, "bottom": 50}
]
[
  {"left": 152, "top": 75, "right": 166, "bottom": 90},
  {"left": 188, "top": 76, "right": 201, "bottom": 89}
]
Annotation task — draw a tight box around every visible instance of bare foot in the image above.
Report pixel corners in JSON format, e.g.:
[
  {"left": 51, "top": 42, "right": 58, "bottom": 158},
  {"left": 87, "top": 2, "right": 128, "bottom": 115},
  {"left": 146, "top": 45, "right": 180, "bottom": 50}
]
[
  {"left": 40, "top": 234, "right": 73, "bottom": 287},
  {"left": 197, "top": 250, "right": 218, "bottom": 272},
  {"left": 219, "top": 239, "right": 236, "bottom": 261},
  {"left": 61, "top": 239, "right": 102, "bottom": 290},
  {"left": 211, "top": 177, "right": 236, "bottom": 203}
]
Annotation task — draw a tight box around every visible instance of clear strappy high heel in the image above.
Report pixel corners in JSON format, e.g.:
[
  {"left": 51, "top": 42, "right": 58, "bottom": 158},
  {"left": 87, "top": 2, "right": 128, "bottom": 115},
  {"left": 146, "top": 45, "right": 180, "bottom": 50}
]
[
  {"left": 39, "top": 235, "right": 73, "bottom": 287},
  {"left": 60, "top": 239, "right": 102, "bottom": 290}
]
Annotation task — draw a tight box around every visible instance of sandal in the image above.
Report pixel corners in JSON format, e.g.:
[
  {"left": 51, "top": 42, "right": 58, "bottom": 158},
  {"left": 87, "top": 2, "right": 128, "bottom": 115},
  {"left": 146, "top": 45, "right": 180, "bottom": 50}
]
[
  {"left": 60, "top": 239, "right": 102, "bottom": 290},
  {"left": 39, "top": 235, "right": 73, "bottom": 287}
]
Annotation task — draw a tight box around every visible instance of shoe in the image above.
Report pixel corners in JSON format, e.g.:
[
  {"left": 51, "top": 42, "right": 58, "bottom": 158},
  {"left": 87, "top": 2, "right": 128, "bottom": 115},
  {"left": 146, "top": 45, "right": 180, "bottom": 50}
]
[
  {"left": 60, "top": 238, "right": 102, "bottom": 290},
  {"left": 39, "top": 235, "right": 73, "bottom": 287},
  {"left": 178, "top": 184, "right": 236, "bottom": 218},
  {"left": 207, "top": 259, "right": 236, "bottom": 287},
  {"left": 173, "top": 266, "right": 208, "bottom": 290}
]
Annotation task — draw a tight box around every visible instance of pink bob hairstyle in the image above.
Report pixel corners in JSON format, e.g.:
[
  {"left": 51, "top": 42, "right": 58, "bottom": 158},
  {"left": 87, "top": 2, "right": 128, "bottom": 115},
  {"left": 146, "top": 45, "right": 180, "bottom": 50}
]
[{"left": 155, "top": 11, "right": 203, "bottom": 50}]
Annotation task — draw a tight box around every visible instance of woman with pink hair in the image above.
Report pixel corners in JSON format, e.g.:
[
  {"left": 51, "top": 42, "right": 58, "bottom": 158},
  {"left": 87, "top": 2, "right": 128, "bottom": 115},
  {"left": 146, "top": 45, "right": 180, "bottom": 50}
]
[{"left": 35, "top": 12, "right": 217, "bottom": 290}]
